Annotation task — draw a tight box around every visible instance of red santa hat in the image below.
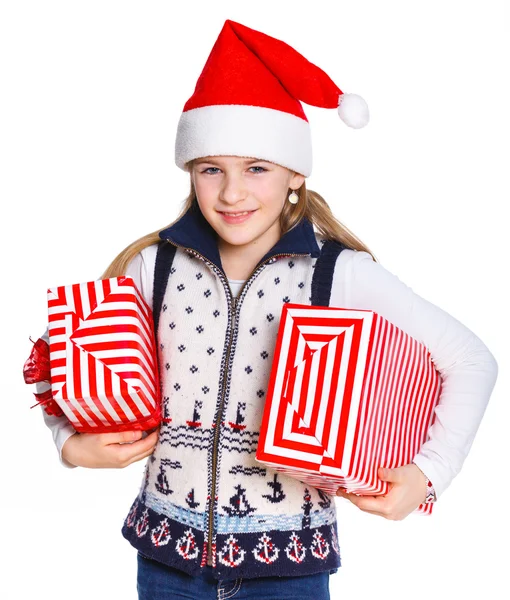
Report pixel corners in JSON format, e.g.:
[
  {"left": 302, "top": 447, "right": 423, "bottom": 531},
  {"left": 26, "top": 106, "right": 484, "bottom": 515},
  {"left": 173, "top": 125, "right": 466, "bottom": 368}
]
[{"left": 175, "top": 19, "right": 369, "bottom": 177}]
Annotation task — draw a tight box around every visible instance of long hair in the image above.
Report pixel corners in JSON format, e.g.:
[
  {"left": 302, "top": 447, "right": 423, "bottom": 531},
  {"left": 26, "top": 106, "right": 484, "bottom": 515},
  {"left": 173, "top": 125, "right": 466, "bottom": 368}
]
[{"left": 101, "top": 160, "right": 377, "bottom": 279}]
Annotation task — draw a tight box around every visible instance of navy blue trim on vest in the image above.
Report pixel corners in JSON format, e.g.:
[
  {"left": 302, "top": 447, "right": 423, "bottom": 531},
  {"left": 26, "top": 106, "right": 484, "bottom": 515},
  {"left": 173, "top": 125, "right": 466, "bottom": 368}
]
[
  {"left": 311, "top": 240, "right": 348, "bottom": 306},
  {"left": 153, "top": 241, "right": 177, "bottom": 335},
  {"left": 158, "top": 200, "right": 321, "bottom": 273}
]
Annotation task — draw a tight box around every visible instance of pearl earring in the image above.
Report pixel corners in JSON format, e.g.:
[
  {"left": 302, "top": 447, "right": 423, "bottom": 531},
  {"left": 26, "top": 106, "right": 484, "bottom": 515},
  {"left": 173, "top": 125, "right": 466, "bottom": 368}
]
[{"left": 288, "top": 190, "right": 299, "bottom": 204}]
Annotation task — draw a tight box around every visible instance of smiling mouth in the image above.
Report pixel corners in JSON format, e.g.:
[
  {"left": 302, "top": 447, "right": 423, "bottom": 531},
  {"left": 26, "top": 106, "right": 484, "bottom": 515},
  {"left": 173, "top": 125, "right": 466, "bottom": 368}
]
[{"left": 219, "top": 210, "right": 257, "bottom": 216}]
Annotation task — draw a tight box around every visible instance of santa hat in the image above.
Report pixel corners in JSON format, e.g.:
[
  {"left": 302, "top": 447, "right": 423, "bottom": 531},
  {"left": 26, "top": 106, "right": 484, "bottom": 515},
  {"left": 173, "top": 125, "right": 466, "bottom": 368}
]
[{"left": 175, "top": 19, "right": 369, "bottom": 177}]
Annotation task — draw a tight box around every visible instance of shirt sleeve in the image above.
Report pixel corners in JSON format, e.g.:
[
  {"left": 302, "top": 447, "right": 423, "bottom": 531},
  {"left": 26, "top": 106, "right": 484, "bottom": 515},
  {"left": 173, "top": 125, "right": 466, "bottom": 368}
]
[
  {"left": 330, "top": 249, "right": 499, "bottom": 500},
  {"left": 124, "top": 244, "right": 158, "bottom": 309},
  {"left": 36, "top": 327, "right": 78, "bottom": 469}
]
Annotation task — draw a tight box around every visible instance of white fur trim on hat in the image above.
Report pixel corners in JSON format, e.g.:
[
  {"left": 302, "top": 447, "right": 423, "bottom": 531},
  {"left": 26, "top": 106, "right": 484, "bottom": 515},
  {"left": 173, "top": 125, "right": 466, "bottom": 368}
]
[{"left": 175, "top": 104, "right": 313, "bottom": 177}]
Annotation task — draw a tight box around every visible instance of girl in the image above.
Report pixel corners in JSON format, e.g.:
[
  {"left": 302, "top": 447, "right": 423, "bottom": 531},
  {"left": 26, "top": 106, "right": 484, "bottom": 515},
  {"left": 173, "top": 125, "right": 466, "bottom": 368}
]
[{"left": 35, "top": 19, "right": 498, "bottom": 600}]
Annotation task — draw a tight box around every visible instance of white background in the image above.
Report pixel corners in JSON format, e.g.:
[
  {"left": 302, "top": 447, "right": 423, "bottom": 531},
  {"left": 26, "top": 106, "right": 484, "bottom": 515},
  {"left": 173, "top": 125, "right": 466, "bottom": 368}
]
[{"left": 1, "top": 1, "right": 508, "bottom": 598}]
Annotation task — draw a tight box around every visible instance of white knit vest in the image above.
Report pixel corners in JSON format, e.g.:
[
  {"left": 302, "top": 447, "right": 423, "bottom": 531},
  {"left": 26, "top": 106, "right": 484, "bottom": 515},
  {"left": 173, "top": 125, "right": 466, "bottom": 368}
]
[{"left": 122, "top": 233, "right": 341, "bottom": 580}]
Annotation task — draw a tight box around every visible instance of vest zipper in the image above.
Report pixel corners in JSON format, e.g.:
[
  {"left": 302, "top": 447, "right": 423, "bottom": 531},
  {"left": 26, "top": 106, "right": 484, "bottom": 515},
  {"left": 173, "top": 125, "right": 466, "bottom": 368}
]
[{"left": 162, "top": 238, "right": 309, "bottom": 566}]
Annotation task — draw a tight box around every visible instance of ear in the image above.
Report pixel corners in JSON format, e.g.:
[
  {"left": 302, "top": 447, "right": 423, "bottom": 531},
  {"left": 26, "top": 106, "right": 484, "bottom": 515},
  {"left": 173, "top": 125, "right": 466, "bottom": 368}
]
[{"left": 290, "top": 172, "right": 306, "bottom": 190}]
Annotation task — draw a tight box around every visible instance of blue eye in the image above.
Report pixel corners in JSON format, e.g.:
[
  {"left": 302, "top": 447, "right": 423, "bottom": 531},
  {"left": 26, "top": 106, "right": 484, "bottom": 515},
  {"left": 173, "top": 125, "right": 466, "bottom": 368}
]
[{"left": 201, "top": 166, "right": 267, "bottom": 174}]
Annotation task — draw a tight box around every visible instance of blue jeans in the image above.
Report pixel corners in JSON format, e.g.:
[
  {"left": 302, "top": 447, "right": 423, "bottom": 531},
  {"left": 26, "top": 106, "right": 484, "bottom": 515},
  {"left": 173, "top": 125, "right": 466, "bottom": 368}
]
[{"left": 137, "top": 552, "right": 331, "bottom": 599}]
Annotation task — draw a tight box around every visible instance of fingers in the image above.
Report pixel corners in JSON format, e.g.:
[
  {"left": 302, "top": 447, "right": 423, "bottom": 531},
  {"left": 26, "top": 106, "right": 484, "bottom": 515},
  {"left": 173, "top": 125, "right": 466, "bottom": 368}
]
[
  {"left": 124, "top": 445, "right": 158, "bottom": 467},
  {"left": 113, "top": 429, "right": 159, "bottom": 466},
  {"left": 101, "top": 427, "right": 161, "bottom": 447},
  {"left": 337, "top": 490, "right": 406, "bottom": 520},
  {"left": 102, "top": 430, "right": 146, "bottom": 445},
  {"left": 121, "top": 429, "right": 159, "bottom": 453},
  {"left": 337, "top": 489, "right": 387, "bottom": 510}
]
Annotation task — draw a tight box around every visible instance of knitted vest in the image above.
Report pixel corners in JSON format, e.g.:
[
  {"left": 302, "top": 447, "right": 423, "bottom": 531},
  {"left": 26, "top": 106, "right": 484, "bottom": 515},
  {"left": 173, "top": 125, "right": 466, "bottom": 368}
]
[{"left": 121, "top": 210, "right": 347, "bottom": 581}]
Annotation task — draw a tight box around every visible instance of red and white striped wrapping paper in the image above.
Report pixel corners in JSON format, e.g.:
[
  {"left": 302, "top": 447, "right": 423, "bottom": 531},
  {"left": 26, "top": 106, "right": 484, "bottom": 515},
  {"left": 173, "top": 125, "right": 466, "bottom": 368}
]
[
  {"left": 47, "top": 276, "right": 161, "bottom": 433},
  {"left": 256, "top": 304, "right": 442, "bottom": 515}
]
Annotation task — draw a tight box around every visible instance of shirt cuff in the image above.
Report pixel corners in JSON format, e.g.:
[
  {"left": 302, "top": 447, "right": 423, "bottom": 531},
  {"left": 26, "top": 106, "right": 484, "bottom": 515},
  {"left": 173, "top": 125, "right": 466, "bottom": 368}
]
[
  {"left": 412, "top": 454, "right": 441, "bottom": 501},
  {"left": 412, "top": 460, "right": 437, "bottom": 503},
  {"left": 58, "top": 428, "right": 78, "bottom": 469}
]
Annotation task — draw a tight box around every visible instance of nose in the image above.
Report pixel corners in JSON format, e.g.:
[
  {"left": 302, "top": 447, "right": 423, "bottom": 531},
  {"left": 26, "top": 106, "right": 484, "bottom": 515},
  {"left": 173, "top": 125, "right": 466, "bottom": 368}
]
[{"left": 219, "top": 172, "right": 248, "bottom": 205}]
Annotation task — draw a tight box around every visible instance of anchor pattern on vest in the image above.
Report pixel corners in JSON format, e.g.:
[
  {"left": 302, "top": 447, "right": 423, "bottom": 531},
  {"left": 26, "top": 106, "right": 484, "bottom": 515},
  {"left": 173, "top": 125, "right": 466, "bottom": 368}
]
[{"left": 124, "top": 498, "right": 340, "bottom": 571}]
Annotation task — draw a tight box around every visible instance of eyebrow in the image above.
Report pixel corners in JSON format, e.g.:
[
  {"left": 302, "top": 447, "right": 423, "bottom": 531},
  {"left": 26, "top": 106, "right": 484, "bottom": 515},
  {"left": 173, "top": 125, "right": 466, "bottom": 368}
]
[{"left": 194, "top": 158, "right": 268, "bottom": 166}]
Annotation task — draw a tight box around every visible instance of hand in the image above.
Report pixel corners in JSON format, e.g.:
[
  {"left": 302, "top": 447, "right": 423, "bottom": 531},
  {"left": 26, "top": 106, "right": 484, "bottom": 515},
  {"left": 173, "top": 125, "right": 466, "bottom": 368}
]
[
  {"left": 336, "top": 463, "right": 428, "bottom": 521},
  {"left": 62, "top": 427, "right": 160, "bottom": 469}
]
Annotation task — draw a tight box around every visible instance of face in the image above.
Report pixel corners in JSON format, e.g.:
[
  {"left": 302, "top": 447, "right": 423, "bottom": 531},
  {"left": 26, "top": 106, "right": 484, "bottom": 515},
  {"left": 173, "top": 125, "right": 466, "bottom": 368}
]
[{"left": 190, "top": 156, "right": 305, "bottom": 256}]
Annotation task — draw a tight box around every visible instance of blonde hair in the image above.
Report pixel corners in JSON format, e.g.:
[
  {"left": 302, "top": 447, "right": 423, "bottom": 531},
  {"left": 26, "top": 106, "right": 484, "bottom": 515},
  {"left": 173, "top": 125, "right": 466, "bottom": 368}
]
[{"left": 101, "top": 161, "right": 377, "bottom": 279}]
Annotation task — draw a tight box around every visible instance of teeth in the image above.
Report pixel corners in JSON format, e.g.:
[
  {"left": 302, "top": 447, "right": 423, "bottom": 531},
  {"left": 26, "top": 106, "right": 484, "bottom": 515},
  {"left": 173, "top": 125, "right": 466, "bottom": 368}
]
[{"left": 223, "top": 211, "right": 251, "bottom": 216}]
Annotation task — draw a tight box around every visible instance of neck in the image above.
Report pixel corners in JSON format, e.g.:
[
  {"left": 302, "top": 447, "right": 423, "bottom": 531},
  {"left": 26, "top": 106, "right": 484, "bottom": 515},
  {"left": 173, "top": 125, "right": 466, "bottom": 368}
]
[{"left": 218, "top": 225, "right": 282, "bottom": 281}]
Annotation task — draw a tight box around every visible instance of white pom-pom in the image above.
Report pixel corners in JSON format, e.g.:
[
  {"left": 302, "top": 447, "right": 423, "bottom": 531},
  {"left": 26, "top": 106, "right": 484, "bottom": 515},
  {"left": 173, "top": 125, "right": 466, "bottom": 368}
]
[{"left": 337, "top": 93, "right": 369, "bottom": 129}]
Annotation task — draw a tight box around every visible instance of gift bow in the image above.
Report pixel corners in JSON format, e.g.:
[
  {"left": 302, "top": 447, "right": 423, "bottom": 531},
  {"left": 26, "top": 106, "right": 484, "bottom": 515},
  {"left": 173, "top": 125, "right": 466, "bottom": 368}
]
[{"left": 23, "top": 337, "right": 63, "bottom": 417}]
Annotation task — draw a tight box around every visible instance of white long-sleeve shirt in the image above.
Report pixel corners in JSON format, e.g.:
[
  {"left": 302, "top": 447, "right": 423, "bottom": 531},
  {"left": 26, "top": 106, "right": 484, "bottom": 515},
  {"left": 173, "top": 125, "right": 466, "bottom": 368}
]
[{"left": 38, "top": 245, "right": 498, "bottom": 501}]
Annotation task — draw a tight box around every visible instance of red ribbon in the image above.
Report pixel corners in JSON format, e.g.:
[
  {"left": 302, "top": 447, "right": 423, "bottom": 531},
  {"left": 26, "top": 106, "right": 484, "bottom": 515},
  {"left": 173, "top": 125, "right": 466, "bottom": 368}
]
[
  {"left": 30, "top": 389, "right": 64, "bottom": 417},
  {"left": 23, "top": 337, "right": 63, "bottom": 417},
  {"left": 23, "top": 337, "right": 51, "bottom": 384}
]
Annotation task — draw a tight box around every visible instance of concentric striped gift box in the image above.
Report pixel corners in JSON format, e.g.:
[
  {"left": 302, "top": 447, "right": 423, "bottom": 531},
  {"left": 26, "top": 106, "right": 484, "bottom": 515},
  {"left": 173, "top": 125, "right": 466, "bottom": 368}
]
[
  {"left": 47, "top": 276, "right": 161, "bottom": 433},
  {"left": 256, "top": 304, "right": 442, "bottom": 515}
]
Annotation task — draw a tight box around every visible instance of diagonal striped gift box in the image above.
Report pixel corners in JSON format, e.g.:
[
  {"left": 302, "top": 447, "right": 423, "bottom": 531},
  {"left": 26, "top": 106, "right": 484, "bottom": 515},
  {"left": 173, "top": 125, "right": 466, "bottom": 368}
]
[
  {"left": 47, "top": 276, "right": 161, "bottom": 433},
  {"left": 256, "top": 304, "right": 442, "bottom": 515}
]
